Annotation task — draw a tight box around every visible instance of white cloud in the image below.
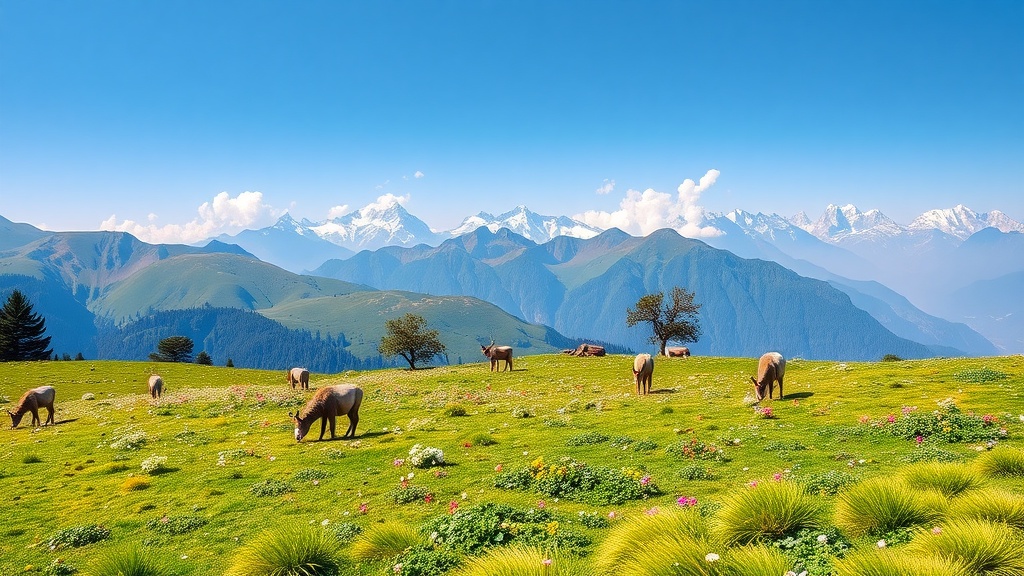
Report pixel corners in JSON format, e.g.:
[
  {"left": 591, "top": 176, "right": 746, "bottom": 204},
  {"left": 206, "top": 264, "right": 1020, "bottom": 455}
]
[
  {"left": 595, "top": 179, "right": 615, "bottom": 195},
  {"left": 100, "top": 191, "right": 280, "bottom": 244},
  {"left": 327, "top": 204, "right": 350, "bottom": 220},
  {"left": 574, "top": 169, "right": 723, "bottom": 239},
  {"left": 364, "top": 193, "right": 409, "bottom": 213},
  {"left": 414, "top": 170, "right": 425, "bottom": 179}
]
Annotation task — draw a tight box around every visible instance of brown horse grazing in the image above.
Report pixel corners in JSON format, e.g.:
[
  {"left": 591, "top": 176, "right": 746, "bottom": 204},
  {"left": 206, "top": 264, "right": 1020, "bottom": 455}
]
[
  {"left": 148, "top": 374, "right": 164, "bottom": 398},
  {"left": 481, "top": 343, "right": 513, "bottom": 372},
  {"left": 287, "top": 367, "right": 310, "bottom": 390},
  {"left": 751, "top": 352, "right": 786, "bottom": 401},
  {"left": 289, "top": 384, "right": 363, "bottom": 442},
  {"left": 8, "top": 385, "right": 56, "bottom": 428},
  {"left": 633, "top": 353, "right": 654, "bottom": 395},
  {"left": 665, "top": 346, "right": 691, "bottom": 358}
]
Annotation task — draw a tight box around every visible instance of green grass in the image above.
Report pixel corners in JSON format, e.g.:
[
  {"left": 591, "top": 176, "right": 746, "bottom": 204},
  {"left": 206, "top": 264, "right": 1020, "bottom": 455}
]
[{"left": 1, "top": 354, "right": 1023, "bottom": 575}]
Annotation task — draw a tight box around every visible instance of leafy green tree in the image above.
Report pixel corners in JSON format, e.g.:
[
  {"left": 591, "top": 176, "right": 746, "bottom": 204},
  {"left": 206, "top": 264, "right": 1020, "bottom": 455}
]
[
  {"left": 0, "top": 289, "right": 53, "bottom": 361},
  {"left": 626, "top": 286, "right": 702, "bottom": 356},
  {"left": 226, "top": 358, "right": 234, "bottom": 368},
  {"left": 149, "top": 336, "right": 194, "bottom": 363},
  {"left": 196, "top": 351, "right": 213, "bottom": 365},
  {"left": 378, "top": 313, "right": 446, "bottom": 370}
]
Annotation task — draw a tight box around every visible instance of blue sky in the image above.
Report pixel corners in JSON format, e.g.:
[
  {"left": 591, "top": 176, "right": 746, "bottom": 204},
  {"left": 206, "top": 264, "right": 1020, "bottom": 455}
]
[{"left": 1, "top": 0, "right": 1021, "bottom": 242}]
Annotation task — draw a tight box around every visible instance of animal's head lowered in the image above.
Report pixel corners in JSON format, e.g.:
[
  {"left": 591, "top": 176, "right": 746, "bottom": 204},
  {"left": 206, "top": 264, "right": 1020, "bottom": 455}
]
[
  {"left": 289, "top": 411, "right": 311, "bottom": 442},
  {"left": 8, "top": 409, "right": 23, "bottom": 429},
  {"left": 750, "top": 377, "right": 768, "bottom": 402}
]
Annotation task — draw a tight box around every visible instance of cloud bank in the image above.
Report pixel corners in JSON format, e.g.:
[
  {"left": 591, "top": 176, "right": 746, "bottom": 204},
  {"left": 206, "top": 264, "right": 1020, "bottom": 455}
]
[
  {"left": 575, "top": 169, "right": 723, "bottom": 238},
  {"left": 100, "top": 191, "right": 280, "bottom": 244}
]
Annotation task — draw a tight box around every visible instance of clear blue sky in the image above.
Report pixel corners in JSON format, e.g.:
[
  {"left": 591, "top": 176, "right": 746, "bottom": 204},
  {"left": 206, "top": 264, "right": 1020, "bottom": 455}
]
[{"left": 1, "top": 0, "right": 1021, "bottom": 242}]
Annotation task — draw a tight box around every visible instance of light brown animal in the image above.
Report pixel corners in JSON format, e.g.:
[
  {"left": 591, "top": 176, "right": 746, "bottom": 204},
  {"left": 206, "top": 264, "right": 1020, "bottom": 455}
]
[
  {"left": 7, "top": 385, "right": 56, "bottom": 428},
  {"left": 563, "top": 343, "right": 606, "bottom": 357},
  {"left": 290, "top": 384, "right": 363, "bottom": 442},
  {"left": 665, "top": 346, "right": 691, "bottom": 358},
  {"left": 287, "top": 367, "right": 310, "bottom": 390},
  {"left": 148, "top": 374, "right": 164, "bottom": 398},
  {"left": 632, "top": 353, "right": 654, "bottom": 395},
  {"left": 751, "top": 352, "right": 786, "bottom": 401},
  {"left": 481, "top": 342, "right": 513, "bottom": 372}
]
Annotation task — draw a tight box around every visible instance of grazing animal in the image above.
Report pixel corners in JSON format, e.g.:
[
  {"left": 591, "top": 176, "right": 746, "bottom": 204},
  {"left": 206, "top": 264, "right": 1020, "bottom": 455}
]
[
  {"left": 632, "top": 353, "right": 654, "bottom": 395},
  {"left": 148, "top": 374, "right": 164, "bottom": 398},
  {"left": 665, "top": 346, "right": 691, "bottom": 358},
  {"left": 751, "top": 352, "right": 786, "bottom": 401},
  {"left": 563, "top": 343, "right": 606, "bottom": 357},
  {"left": 287, "top": 367, "right": 310, "bottom": 390},
  {"left": 8, "top": 385, "right": 56, "bottom": 428},
  {"left": 481, "top": 342, "right": 514, "bottom": 372},
  {"left": 290, "top": 384, "right": 363, "bottom": 442}
]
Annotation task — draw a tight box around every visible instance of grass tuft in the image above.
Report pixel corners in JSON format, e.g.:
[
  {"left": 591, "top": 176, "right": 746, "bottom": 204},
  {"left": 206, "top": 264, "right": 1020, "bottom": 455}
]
[
  {"left": 225, "top": 525, "right": 347, "bottom": 576},
  {"left": 720, "top": 544, "right": 792, "bottom": 576},
  {"left": 451, "top": 546, "right": 587, "bottom": 576},
  {"left": 92, "top": 545, "right": 173, "bottom": 576},
  {"left": 592, "top": 508, "right": 712, "bottom": 575},
  {"left": 833, "top": 547, "right": 969, "bottom": 576},
  {"left": 350, "top": 522, "right": 426, "bottom": 562},
  {"left": 948, "top": 488, "right": 1024, "bottom": 529},
  {"left": 713, "top": 481, "right": 820, "bottom": 544},
  {"left": 909, "top": 518, "right": 1024, "bottom": 575},
  {"left": 973, "top": 446, "right": 1024, "bottom": 477},
  {"left": 900, "top": 461, "right": 985, "bottom": 497},
  {"left": 834, "top": 477, "right": 943, "bottom": 537},
  {"left": 120, "top": 476, "right": 151, "bottom": 492}
]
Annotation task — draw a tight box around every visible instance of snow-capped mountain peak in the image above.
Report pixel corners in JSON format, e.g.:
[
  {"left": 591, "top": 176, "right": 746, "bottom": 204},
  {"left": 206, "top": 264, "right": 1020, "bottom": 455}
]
[
  {"left": 908, "top": 204, "right": 1024, "bottom": 240},
  {"left": 449, "top": 205, "right": 601, "bottom": 243}
]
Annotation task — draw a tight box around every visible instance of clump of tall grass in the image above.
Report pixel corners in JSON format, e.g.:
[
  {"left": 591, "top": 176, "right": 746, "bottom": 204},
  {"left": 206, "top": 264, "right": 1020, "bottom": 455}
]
[
  {"left": 948, "top": 488, "right": 1024, "bottom": 529},
  {"left": 225, "top": 525, "right": 347, "bottom": 576},
  {"left": 451, "top": 546, "right": 587, "bottom": 576},
  {"left": 713, "top": 481, "right": 821, "bottom": 544},
  {"left": 592, "top": 507, "right": 712, "bottom": 575},
  {"left": 350, "top": 522, "right": 426, "bottom": 562},
  {"left": 833, "top": 547, "right": 969, "bottom": 576},
  {"left": 900, "top": 461, "right": 985, "bottom": 497},
  {"left": 834, "top": 477, "right": 943, "bottom": 537},
  {"left": 909, "top": 518, "right": 1024, "bottom": 576},
  {"left": 121, "top": 476, "right": 151, "bottom": 492},
  {"left": 720, "top": 544, "right": 792, "bottom": 576},
  {"left": 973, "top": 446, "right": 1024, "bottom": 477},
  {"left": 92, "top": 545, "right": 173, "bottom": 576}
]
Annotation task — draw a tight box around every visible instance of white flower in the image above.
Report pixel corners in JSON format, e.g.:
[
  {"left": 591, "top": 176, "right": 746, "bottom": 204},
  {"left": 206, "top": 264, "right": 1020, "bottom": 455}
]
[
  {"left": 705, "top": 552, "right": 720, "bottom": 562},
  {"left": 817, "top": 534, "right": 828, "bottom": 544},
  {"left": 877, "top": 539, "right": 887, "bottom": 548},
  {"left": 407, "top": 472, "right": 414, "bottom": 479}
]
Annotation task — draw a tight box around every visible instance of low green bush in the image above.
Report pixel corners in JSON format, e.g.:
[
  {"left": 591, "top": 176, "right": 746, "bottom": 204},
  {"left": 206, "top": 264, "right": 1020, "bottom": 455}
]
[{"left": 48, "top": 524, "right": 111, "bottom": 549}]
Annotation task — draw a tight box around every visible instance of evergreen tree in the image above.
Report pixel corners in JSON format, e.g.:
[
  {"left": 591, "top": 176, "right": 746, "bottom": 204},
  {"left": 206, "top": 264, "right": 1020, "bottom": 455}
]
[
  {"left": 0, "top": 289, "right": 53, "bottom": 361},
  {"left": 195, "top": 351, "right": 212, "bottom": 365},
  {"left": 149, "top": 336, "right": 195, "bottom": 362}
]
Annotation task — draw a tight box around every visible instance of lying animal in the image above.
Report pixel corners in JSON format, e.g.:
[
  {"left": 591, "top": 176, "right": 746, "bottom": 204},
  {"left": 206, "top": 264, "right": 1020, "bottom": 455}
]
[
  {"left": 751, "top": 352, "right": 786, "bottom": 401},
  {"left": 287, "top": 367, "right": 310, "bottom": 390},
  {"left": 148, "top": 374, "right": 164, "bottom": 398},
  {"left": 290, "top": 384, "right": 363, "bottom": 442},
  {"left": 8, "top": 385, "right": 56, "bottom": 428},
  {"left": 563, "top": 343, "right": 606, "bottom": 357},
  {"left": 665, "top": 346, "right": 690, "bottom": 358},
  {"left": 481, "top": 342, "right": 513, "bottom": 372},
  {"left": 633, "top": 353, "right": 654, "bottom": 395}
]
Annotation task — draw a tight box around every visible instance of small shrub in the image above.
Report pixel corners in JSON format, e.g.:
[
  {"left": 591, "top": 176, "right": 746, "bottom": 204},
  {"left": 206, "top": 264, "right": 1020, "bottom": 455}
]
[
  {"left": 387, "top": 484, "right": 432, "bottom": 504},
  {"left": 952, "top": 368, "right": 1008, "bottom": 383},
  {"left": 22, "top": 454, "right": 42, "bottom": 464},
  {"left": 900, "top": 461, "right": 985, "bottom": 497},
  {"left": 565, "top": 431, "right": 609, "bottom": 446},
  {"left": 659, "top": 406, "right": 674, "bottom": 414},
  {"left": 773, "top": 526, "right": 851, "bottom": 576},
  {"left": 331, "top": 522, "right": 362, "bottom": 543},
  {"left": 81, "top": 392, "right": 95, "bottom": 401},
  {"left": 42, "top": 559, "right": 78, "bottom": 576},
  {"left": 909, "top": 518, "right": 1024, "bottom": 575},
  {"left": 469, "top": 432, "right": 496, "bottom": 446},
  {"left": 714, "top": 481, "right": 821, "bottom": 544},
  {"left": 665, "top": 438, "right": 726, "bottom": 462},
  {"left": 883, "top": 399, "right": 1001, "bottom": 444},
  {"left": 350, "top": 522, "right": 426, "bottom": 561},
  {"left": 91, "top": 545, "right": 172, "bottom": 576},
  {"left": 901, "top": 444, "right": 963, "bottom": 463},
  {"left": 225, "top": 525, "right": 348, "bottom": 576},
  {"left": 292, "top": 468, "right": 331, "bottom": 482},
  {"left": 834, "top": 477, "right": 943, "bottom": 537},
  {"left": 393, "top": 544, "right": 462, "bottom": 576},
  {"left": 632, "top": 439, "right": 658, "bottom": 451},
  {"left": 677, "top": 465, "right": 716, "bottom": 481},
  {"left": 249, "top": 479, "right": 294, "bottom": 497},
  {"left": 409, "top": 444, "right": 446, "bottom": 468},
  {"left": 48, "top": 525, "right": 111, "bottom": 549},
  {"left": 510, "top": 406, "right": 532, "bottom": 418},
  {"left": 881, "top": 354, "right": 903, "bottom": 362},
  {"left": 109, "top": 428, "right": 148, "bottom": 451},
  {"left": 575, "top": 510, "right": 610, "bottom": 529},
  {"left": 801, "top": 470, "right": 857, "bottom": 496},
  {"left": 140, "top": 455, "right": 167, "bottom": 474},
  {"left": 146, "top": 515, "right": 207, "bottom": 535},
  {"left": 497, "top": 456, "right": 659, "bottom": 505},
  {"left": 973, "top": 446, "right": 1024, "bottom": 477},
  {"left": 424, "top": 502, "right": 554, "bottom": 553},
  {"left": 121, "top": 476, "right": 151, "bottom": 492},
  {"left": 443, "top": 404, "right": 468, "bottom": 417}
]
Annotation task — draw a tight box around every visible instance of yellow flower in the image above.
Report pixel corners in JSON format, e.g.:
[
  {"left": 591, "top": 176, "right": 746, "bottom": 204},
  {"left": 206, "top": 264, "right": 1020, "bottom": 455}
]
[{"left": 545, "top": 521, "right": 559, "bottom": 535}]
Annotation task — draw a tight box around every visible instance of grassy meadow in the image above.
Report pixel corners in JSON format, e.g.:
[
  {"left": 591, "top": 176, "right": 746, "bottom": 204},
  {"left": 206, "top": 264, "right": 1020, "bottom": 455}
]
[{"left": 2, "top": 354, "right": 1024, "bottom": 575}]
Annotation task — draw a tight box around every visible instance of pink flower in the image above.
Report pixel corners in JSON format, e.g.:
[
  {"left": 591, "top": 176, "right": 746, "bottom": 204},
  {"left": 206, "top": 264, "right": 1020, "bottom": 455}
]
[
  {"left": 748, "top": 480, "right": 759, "bottom": 488},
  {"left": 640, "top": 475, "right": 651, "bottom": 486},
  {"left": 537, "top": 500, "right": 546, "bottom": 509},
  {"left": 677, "top": 496, "right": 697, "bottom": 507},
  {"left": 424, "top": 493, "right": 434, "bottom": 504},
  {"left": 542, "top": 558, "right": 552, "bottom": 566},
  {"left": 887, "top": 414, "right": 896, "bottom": 423},
  {"left": 773, "top": 473, "right": 783, "bottom": 482},
  {"left": 448, "top": 501, "right": 459, "bottom": 514},
  {"left": 931, "top": 526, "right": 942, "bottom": 535},
  {"left": 644, "top": 507, "right": 660, "bottom": 515},
  {"left": 859, "top": 415, "right": 871, "bottom": 424},
  {"left": 393, "top": 458, "right": 405, "bottom": 467},
  {"left": 358, "top": 503, "right": 368, "bottom": 514},
  {"left": 916, "top": 435, "right": 924, "bottom": 445},
  {"left": 494, "top": 464, "right": 503, "bottom": 472}
]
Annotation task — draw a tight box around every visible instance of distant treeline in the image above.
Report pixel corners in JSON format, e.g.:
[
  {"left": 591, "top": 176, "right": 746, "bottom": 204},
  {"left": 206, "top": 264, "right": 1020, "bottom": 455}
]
[{"left": 95, "top": 307, "right": 389, "bottom": 372}]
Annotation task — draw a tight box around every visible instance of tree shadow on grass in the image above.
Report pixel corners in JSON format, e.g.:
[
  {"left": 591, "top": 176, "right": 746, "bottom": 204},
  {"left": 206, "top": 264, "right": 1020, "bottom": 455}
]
[{"left": 782, "top": 392, "right": 814, "bottom": 399}]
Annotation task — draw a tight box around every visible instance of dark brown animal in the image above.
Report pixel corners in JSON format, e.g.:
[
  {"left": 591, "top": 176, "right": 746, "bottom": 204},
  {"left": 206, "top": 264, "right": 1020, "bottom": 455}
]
[
  {"left": 481, "top": 342, "right": 513, "bottom": 372},
  {"left": 8, "top": 385, "right": 56, "bottom": 428},
  {"left": 563, "top": 343, "right": 606, "bottom": 357},
  {"left": 148, "top": 374, "right": 164, "bottom": 398},
  {"left": 287, "top": 367, "right": 310, "bottom": 390},
  {"left": 289, "top": 384, "right": 363, "bottom": 441},
  {"left": 665, "top": 346, "right": 690, "bottom": 358},
  {"left": 632, "top": 353, "right": 654, "bottom": 395},
  {"left": 751, "top": 352, "right": 786, "bottom": 401}
]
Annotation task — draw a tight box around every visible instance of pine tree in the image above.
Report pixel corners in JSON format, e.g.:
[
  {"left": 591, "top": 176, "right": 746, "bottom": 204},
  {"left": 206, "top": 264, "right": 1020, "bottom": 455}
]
[{"left": 0, "top": 290, "right": 53, "bottom": 361}]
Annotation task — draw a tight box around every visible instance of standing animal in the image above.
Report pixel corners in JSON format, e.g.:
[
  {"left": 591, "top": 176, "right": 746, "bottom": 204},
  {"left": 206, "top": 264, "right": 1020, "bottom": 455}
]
[
  {"left": 665, "top": 346, "right": 691, "bottom": 358},
  {"left": 751, "top": 352, "right": 786, "bottom": 401},
  {"left": 7, "top": 385, "right": 56, "bottom": 428},
  {"left": 148, "top": 374, "right": 164, "bottom": 398},
  {"left": 481, "top": 342, "right": 513, "bottom": 372},
  {"left": 287, "top": 367, "right": 310, "bottom": 390},
  {"left": 632, "top": 353, "right": 654, "bottom": 395},
  {"left": 289, "top": 384, "right": 363, "bottom": 442}
]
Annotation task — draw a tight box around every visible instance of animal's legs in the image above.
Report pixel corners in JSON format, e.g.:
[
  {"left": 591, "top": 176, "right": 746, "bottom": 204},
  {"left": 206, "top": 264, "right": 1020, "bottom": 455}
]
[
  {"left": 318, "top": 417, "right": 328, "bottom": 440},
  {"left": 346, "top": 412, "right": 359, "bottom": 438},
  {"left": 328, "top": 416, "right": 337, "bottom": 439},
  {"left": 45, "top": 407, "right": 54, "bottom": 425}
]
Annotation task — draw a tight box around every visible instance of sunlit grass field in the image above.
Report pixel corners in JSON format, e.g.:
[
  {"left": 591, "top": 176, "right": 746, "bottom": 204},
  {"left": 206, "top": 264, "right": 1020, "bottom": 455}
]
[{"left": 2, "top": 354, "right": 1023, "bottom": 575}]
